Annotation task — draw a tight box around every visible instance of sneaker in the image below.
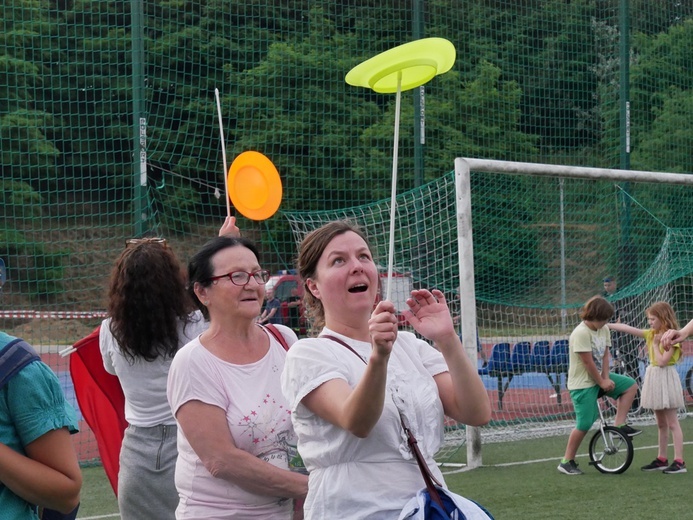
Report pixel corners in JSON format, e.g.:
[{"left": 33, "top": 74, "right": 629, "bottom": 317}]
[
  {"left": 663, "top": 460, "right": 687, "bottom": 474},
  {"left": 557, "top": 459, "right": 584, "bottom": 475},
  {"left": 641, "top": 458, "right": 668, "bottom": 471},
  {"left": 618, "top": 424, "right": 642, "bottom": 437}
]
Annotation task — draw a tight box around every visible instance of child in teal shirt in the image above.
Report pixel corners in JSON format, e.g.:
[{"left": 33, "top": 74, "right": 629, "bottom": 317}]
[{"left": 0, "top": 332, "right": 81, "bottom": 518}]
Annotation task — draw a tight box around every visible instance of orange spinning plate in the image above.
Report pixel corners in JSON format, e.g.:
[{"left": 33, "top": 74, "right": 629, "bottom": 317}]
[
  {"left": 228, "top": 151, "right": 282, "bottom": 221},
  {"left": 345, "top": 37, "right": 456, "bottom": 93}
]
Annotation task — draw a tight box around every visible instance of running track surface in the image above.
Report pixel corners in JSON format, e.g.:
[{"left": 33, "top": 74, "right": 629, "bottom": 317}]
[{"left": 44, "top": 342, "right": 693, "bottom": 462}]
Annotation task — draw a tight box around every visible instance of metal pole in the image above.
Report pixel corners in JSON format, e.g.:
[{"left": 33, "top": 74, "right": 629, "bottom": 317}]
[
  {"left": 619, "top": 0, "right": 630, "bottom": 173},
  {"left": 619, "top": 0, "right": 635, "bottom": 285},
  {"left": 457, "top": 159, "right": 693, "bottom": 185},
  {"left": 559, "top": 178, "right": 567, "bottom": 332},
  {"left": 411, "top": 0, "right": 426, "bottom": 285},
  {"left": 131, "top": 0, "right": 147, "bottom": 236},
  {"left": 454, "top": 158, "right": 482, "bottom": 469}
]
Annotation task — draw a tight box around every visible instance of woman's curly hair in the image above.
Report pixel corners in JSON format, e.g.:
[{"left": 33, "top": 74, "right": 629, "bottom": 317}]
[{"left": 107, "top": 241, "right": 195, "bottom": 362}]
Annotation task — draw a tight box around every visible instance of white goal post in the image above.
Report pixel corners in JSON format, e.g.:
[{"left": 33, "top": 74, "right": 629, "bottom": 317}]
[{"left": 456, "top": 158, "right": 693, "bottom": 469}]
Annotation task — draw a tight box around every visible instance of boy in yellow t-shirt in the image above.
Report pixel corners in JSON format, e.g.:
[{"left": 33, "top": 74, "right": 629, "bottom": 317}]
[{"left": 557, "top": 296, "right": 641, "bottom": 475}]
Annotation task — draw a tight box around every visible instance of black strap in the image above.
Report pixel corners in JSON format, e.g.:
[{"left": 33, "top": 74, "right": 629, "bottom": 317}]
[
  {"left": 0, "top": 338, "right": 41, "bottom": 388},
  {"left": 320, "top": 334, "right": 446, "bottom": 509}
]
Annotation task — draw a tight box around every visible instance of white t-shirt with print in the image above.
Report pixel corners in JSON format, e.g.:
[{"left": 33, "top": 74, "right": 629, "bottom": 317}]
[{"left": 167, "top": 325, "right": 298, "bottom": 519}]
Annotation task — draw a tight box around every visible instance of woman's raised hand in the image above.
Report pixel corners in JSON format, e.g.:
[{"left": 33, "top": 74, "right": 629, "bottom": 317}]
[
  {"left": 404, "top": 289, "right": 456, "bottom": 342},
  {"left": 660, "top": 328, "right": 681, "bottom": 349},
  {"left": 219, "top": 216, "right": 241, "bottom": 237}
]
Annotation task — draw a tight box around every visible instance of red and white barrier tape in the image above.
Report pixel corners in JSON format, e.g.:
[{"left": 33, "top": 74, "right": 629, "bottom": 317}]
[{"left": 0, "top": 310, "right": 108, "bottom": 319}]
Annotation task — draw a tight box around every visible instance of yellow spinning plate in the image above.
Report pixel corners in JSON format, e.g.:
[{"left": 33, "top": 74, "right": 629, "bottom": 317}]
[{"left": 345, "top": 37, "right": 456, "bottom": 93}]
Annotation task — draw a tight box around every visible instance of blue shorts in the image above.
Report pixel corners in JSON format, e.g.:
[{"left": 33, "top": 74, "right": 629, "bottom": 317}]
[{"left": 569, "top": 373, "right": 636, "bottom": 431}]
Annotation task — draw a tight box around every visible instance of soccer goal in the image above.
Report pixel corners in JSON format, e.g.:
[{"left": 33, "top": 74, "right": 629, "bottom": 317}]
[{"left": 284, "top": 158, "right": 693, "bottom": 469}]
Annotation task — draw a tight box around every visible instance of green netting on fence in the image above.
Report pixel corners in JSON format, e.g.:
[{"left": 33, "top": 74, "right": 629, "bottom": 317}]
[
  {"left": 283, "top": 167, "right": 693, "bottom": 454},
  {"left": 2, "top": 0, "right": 693, "bottom": 464}
]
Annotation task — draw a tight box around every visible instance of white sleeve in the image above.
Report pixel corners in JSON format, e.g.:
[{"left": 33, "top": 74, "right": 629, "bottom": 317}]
[
  {"left": 399, "top": 331, "right": 448, "bottom": 377},
  {"left": 167, "top": 342, "right": 230, "bottom": 416},
  {"left": 98, "top": 318, "right": 117, "bottom": 376},
  {"left": 178, "top": 310, "right": 209, "bottom": 347},
  {"left": 281, "top": 338, "right": 355, "bottom": 413}
]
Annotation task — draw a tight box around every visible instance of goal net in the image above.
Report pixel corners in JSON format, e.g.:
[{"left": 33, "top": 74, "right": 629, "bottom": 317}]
[{"left": 283, "top": 159, "right": 693, "bottom": 462}]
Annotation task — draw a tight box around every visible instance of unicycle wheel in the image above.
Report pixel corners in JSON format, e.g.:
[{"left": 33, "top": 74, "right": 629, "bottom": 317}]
[{"left": 588, "top": 425, "right": 634, "bottom": 474}]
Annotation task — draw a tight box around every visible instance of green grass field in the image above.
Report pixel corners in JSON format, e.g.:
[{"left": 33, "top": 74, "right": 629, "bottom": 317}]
[
  {"left": 77, "top": 419, "right": 693, "bottom": 519},
  {"left": 78, "top": 465, "right": 119, "bottom": 518}
]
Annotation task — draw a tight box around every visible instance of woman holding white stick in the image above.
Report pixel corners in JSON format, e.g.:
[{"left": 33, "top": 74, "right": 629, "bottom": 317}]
[{"left": 281, "top": 220, "right": 491, "bottom": 519}]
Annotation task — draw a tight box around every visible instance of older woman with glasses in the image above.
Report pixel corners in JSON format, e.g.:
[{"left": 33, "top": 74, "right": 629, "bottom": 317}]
[
  {"left": 167, "top": 235, "right": 308, "bottom": 519},
  {"left": 100, "top": 217, "right": 239, "bottom": 520}
]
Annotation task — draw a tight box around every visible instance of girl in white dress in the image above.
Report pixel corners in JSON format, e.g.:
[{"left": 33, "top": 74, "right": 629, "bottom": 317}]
[{"left": 609, "top": 301, "right": 686, "bottom": 474}]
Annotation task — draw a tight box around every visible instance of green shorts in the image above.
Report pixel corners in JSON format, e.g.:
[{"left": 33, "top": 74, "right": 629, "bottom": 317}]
[{"left": 569, "top": 373, "right": 636, "bottom": 431}]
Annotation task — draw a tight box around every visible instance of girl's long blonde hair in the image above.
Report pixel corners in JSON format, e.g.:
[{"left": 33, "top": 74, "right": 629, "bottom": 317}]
[{"left": 646, "top": 301, "right": 679, "bottom": 333}]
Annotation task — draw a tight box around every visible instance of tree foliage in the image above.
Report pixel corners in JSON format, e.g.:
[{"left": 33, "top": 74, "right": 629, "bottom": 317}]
[{"left": 2, "top": 0, "right": 693, "bottom": 299}]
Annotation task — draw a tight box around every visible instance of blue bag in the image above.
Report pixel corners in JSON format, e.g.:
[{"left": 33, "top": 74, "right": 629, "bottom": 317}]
[
  {"left": 398, "top": 486, "right": 494, "bottom": 519},
  {"left": 395, "top": 419, "right": 494, "bottom": 520}
]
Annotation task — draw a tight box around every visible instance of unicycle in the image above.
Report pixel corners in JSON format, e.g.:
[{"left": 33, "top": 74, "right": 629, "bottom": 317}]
[{"left": 587, "top": 394, "right": 634, "bottom": 474}]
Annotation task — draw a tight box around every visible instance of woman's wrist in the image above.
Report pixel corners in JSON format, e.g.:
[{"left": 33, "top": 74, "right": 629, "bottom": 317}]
[
  {"left": 433, "top": 330, "right": 462, "bottom": 350},
  {"left": 368, "top": 349, "right": 391, "bottom": 367}
]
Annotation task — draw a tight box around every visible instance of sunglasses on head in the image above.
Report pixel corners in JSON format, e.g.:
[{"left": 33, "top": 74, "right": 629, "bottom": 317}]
[{"left": 125, "top": 237, "right": 168, "bottom": 248}]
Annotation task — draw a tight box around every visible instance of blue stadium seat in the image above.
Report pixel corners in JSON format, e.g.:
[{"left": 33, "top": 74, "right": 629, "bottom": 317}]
[
  {"left": 479, "top": 340, "right": 571, "bottom": 409},
  {"left": 550, "top": 339, "right": 570, "bottom": 373},
  {"left": 545, "top": 339, "right": 570, "bottom": 404},
  {"left": 479, "top": 342, "right": 512, "bottom": 376},
  {"left": 478, "top": 343, "right": 512, "bottom": 409},
  {"left": 510, "top": 341, "right": 533, "bottom": 373},
  {"left": 531, "top": 340, "right": 551, "bottom": 372}
]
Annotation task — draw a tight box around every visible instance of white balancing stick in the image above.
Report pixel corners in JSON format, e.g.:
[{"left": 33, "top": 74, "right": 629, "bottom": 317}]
[
  {"left": 385, "top": 71, "right": 403, "bottom": 302},
  {"left": 214, "top": 88, "right": 231, "bottom": 217}
]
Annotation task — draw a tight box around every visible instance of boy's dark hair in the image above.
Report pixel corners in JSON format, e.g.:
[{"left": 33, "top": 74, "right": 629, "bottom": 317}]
[{"left": 580, "top": 295, "right": 614, "bottom": 322}]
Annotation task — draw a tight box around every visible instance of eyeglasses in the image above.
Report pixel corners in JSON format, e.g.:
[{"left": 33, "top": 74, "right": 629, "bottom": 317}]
[
  {"left": 125, "top": 237, "right": 168, "bottom": 248},
  {"left": 205, "top": 269, "right": 270, "bottom": 286}
]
